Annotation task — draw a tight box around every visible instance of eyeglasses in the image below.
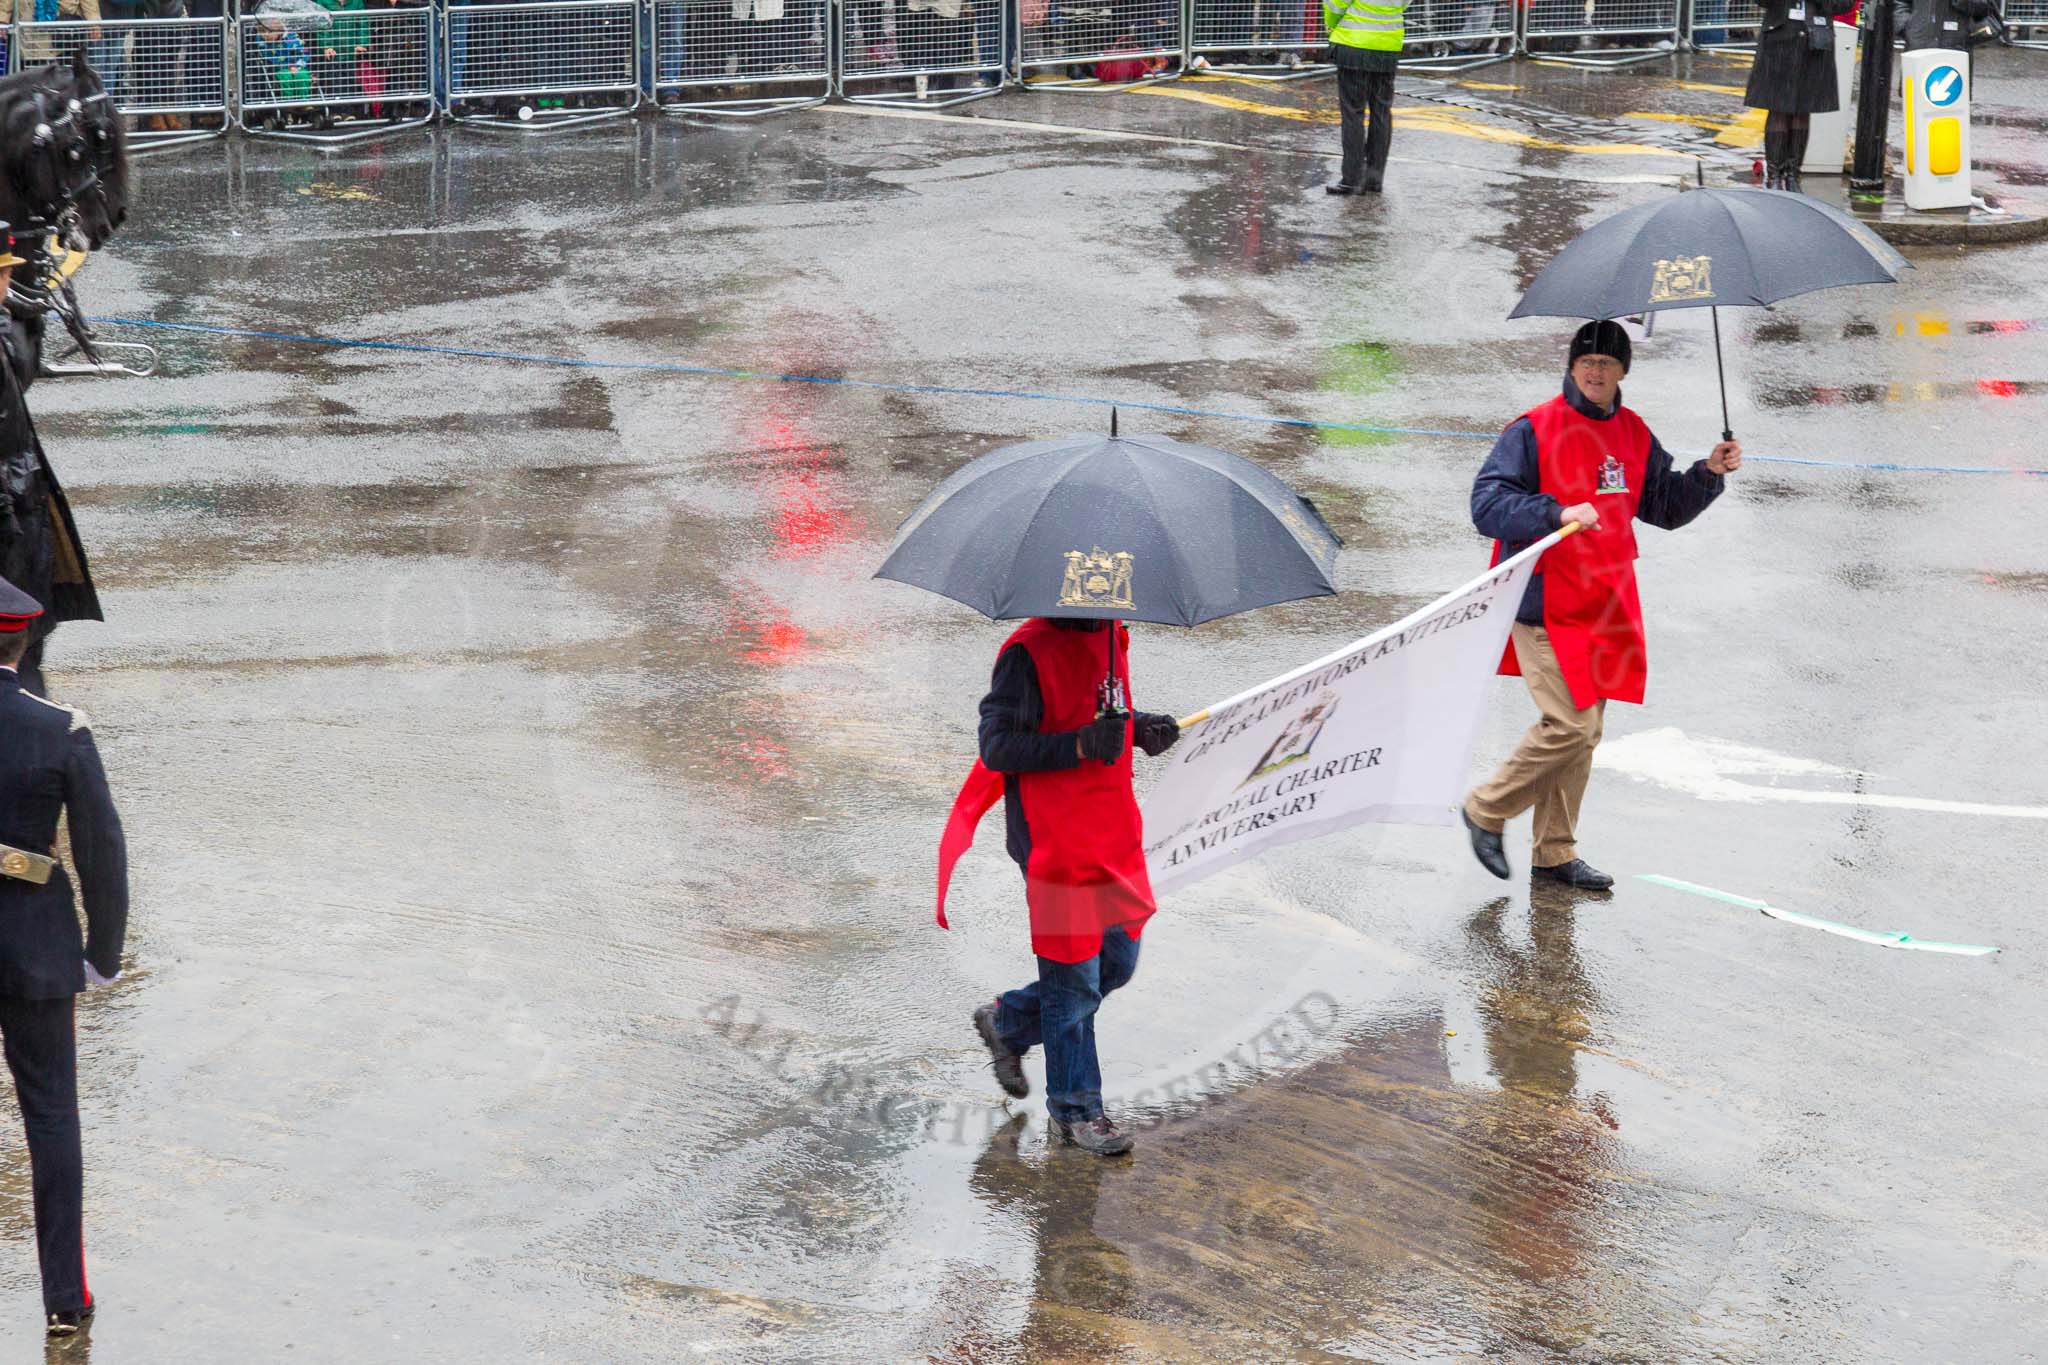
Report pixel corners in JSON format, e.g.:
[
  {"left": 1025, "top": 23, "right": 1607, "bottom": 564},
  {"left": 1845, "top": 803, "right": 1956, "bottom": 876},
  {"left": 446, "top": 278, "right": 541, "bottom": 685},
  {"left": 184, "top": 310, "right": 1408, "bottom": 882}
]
[{"left": 1574, "top": 357, "right": 1624, "bottom": 373}]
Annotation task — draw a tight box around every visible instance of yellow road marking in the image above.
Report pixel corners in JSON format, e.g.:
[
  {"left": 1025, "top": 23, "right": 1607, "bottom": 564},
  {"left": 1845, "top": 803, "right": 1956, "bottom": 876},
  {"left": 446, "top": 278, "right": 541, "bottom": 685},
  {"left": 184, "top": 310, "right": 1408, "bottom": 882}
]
[
  {"left": 1676, "top": 80, "right": 1749, "bottom": 95},
  {"left": 297, "top": 182, "right": 380, "bottom": 202},
  {"left": 1132, "top": 83, "right": 1679, "bottom": 156},
  {"left": 1629, "top": 106, "right": 1766, "bottom": 148}
]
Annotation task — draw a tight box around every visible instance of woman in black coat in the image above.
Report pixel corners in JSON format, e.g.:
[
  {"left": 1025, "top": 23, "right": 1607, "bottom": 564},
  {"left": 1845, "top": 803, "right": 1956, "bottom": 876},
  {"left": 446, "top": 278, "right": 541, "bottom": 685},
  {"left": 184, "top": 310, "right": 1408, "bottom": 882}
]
[{"left": 1744, "top": 0, "right": 1856, "bottom": 193}]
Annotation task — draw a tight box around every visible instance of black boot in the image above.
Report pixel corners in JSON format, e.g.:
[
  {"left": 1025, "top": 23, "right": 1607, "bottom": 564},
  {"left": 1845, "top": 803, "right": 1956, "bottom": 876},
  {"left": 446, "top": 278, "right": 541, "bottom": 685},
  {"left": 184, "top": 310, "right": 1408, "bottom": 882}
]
[
  {"left": 1785, "top": 123, "right": 1810, "bottom": 194},
  {"left": 1762, "top": 122, "right": 1788, "bottom": 190}
]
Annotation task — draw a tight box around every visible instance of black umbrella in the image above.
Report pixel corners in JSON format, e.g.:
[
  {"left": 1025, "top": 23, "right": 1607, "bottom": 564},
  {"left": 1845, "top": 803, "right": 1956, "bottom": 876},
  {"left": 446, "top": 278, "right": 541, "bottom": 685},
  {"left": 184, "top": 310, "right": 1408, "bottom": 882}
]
[
  {"left": 875, "top": 424, "right": 1341, "bottom": 629},
  {"left": 1511, "top": 171, "right": 1909, "bottom": 440}
]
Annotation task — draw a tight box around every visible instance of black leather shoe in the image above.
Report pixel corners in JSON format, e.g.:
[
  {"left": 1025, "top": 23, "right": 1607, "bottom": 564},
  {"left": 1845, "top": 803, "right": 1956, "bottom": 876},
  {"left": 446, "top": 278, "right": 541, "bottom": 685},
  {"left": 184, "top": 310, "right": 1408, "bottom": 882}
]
[
  {"left": 1532, "top": 859, "right": 1614, "bottom": 890},
  {"left": 1325, "top": 181, "right": 1359, "bottom": 195},
  {"left": 1055, "top": 1115, "right": 1134, "bottom": 1156},
  {"left": 1359, "top": 177, "right": 1383, "bottom": 193},
  {"left": 1461, "top": 806, "right": 1510, "bottom": 880},
  {"left": 973, "top": 1002, "right": 1029, "bottom": 1099}
]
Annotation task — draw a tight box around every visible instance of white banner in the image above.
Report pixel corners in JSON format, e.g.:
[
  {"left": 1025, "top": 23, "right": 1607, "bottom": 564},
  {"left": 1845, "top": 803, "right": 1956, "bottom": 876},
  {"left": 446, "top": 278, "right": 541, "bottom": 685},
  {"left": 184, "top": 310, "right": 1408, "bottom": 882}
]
[{"left": 1143, "top": 530, "right": 1568, "bottom": 896}]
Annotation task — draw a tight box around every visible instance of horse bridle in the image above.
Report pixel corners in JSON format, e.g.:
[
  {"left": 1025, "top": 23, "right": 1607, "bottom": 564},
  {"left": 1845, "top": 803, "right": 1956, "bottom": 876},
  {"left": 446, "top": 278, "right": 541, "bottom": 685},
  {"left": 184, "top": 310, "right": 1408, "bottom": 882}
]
[
  {"left": 6, "top": 84, "right": 112, "bottom": 317},
  {"left": 18, "top": 87, "right": 106, "bottom": 249}
]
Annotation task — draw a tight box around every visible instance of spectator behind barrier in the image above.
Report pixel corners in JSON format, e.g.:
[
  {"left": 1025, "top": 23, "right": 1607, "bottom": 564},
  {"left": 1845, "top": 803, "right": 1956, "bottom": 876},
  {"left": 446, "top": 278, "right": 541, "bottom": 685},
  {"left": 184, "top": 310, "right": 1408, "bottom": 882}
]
[
  {"left": 137, "top": 0, "right": 189, "bottom": 131},
  {"left": 364, "top": 0, "right": 429, "bottom": 117},
  {"left": 13, "top": 0, "right": 104, "bottom": 67},
  {"left": 313, "top": 0, "right": 369, "bottom": 102}
]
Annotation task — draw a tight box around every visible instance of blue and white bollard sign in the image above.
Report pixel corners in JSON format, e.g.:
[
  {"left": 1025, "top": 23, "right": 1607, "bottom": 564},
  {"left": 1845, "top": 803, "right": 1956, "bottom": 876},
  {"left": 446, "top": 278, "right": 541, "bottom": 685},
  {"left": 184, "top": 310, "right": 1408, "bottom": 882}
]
[{"left": 1901, "top": 49, "right": 1972, "bottom": 211}]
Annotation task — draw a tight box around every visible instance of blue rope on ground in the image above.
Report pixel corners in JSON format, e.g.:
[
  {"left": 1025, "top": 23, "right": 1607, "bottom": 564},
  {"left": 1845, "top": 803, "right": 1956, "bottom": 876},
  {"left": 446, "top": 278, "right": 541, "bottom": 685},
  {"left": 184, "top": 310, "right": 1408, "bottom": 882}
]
[{"left": 93, "top": 317, "right": 2048, "bottom": 478}]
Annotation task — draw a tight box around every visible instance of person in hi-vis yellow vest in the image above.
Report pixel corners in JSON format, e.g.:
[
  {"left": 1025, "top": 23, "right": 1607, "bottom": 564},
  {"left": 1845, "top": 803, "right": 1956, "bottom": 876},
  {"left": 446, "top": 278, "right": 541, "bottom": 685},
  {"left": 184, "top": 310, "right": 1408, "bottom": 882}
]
[{"left": 1323, "top": 0, "right": 1406, "bottom": 194}]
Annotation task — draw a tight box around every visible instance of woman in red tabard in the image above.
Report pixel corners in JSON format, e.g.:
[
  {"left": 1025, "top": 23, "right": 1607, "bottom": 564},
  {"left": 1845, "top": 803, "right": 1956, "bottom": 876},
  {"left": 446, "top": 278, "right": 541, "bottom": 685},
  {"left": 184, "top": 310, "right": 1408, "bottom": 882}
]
[
  {"left": 1461, "top": 320, "right": 1742, "bottom": 891},
  {"left": 937, "top": 618, "right": 1179, "bottom": 1155}
]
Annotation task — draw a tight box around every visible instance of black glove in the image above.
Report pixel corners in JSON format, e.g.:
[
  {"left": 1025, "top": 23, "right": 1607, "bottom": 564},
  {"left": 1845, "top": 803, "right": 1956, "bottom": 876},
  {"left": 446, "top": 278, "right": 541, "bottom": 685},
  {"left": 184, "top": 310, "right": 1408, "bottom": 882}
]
[
  {"left": 1135, "top": 714, "right": 1179, "bottom": 758},
  {"left": 1076, "top": 714, "right": 1127, "bottom": 764}
]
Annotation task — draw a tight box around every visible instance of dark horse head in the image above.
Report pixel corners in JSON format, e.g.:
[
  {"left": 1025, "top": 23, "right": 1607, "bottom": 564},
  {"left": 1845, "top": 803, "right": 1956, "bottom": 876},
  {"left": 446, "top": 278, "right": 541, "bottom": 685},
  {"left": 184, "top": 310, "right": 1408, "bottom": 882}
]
[{"left": 0, "top": 49, "right": 130, "bottom": 258}]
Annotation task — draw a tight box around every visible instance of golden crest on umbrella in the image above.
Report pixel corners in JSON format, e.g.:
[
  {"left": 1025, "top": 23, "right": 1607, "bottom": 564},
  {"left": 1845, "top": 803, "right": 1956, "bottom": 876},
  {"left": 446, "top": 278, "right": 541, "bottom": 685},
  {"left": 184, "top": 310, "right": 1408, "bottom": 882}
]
[
  {"left": 1649, "top": 255, "right": 1714, "bottom": 304},
  {"left": 1058, "top": 548, "right": 1134, "bottom": 610}
]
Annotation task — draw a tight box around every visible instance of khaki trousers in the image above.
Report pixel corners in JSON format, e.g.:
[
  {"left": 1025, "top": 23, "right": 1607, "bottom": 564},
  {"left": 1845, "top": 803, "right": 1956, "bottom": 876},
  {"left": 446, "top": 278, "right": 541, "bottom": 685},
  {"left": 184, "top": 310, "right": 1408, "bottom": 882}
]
[{"left": 1466, "top": 624, "right": 1605, "bottom": 867}]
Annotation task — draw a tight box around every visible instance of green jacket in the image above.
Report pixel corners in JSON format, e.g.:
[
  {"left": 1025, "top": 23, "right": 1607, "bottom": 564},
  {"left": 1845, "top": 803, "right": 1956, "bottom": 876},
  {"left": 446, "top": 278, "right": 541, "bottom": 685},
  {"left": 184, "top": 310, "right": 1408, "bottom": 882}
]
[
  {"left": 314, "top": 0, "right": 369, "bottom": 57},
  {"left": 1324, "top": 0, "right": 1406, "bottom": 53}
]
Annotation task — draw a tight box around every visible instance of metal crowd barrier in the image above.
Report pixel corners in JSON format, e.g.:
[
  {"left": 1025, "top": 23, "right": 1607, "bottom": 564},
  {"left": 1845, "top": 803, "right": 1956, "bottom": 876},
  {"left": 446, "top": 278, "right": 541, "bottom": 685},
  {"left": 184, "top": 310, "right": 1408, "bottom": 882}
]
[
  {"left": 443, "top": 0, "right": 641, "bottom": 128},
  {"left": 649, "top": 0, "right": 832, "bottom": 115},
  {"left": 1186, "top": 0, "right": 1329, "bottom": 78},
  {"left": 11, "top": 16, "right": 230, "bottom": 147},
  {"left": 1401, "top": 0, "right": 1514, "bottom": 70},
  {"left": 838, "top": 0, "right": 1005, "bottom": 107},
  {"left": 1688, "top": 0, "right": 1761, "bottom": 50},
  {"left": 237, "top": 6, "right": 437, "bottom": 142},
  {"left": 1523, "top": 0, "right": 1682, "bottom": 65},
  {"left": 1015, "top": 0, "right": 1184, "bottom": 89},
  {"left": 2004, "top": 0, "right": 2048, "bottom": 48}
]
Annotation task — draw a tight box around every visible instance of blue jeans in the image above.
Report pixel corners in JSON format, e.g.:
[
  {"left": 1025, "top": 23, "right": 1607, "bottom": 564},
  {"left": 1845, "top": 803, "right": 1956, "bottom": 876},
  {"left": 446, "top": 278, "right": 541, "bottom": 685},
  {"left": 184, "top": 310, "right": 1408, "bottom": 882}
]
[
  {"left": 89, "top": 34, "right": 126, "bottom": 101},
  {"left": 659, "top": 2, "right": 684, "bottom": 84},
  {"left": 995, "top": 925, "right": 1140, "bottom": 1124},
  {"left": 1694, "top": 0, "right": 1728, "bottom": 44}
]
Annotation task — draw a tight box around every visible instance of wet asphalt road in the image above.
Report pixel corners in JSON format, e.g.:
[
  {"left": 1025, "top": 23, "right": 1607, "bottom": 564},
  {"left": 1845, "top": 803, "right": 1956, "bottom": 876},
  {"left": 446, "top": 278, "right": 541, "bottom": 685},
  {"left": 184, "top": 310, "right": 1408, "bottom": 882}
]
[{"left": 9, "top": 47, "right": 2046, "bottom": 1363}]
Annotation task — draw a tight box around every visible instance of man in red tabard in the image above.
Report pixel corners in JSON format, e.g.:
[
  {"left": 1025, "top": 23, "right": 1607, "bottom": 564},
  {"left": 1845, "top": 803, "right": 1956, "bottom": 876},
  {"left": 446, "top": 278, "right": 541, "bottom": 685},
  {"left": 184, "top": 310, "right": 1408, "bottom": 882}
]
[
  {"left": 1462, "top": 321, "right": 1742, "bottom": 890},
  {"left": 936, "top": 618, "right": 1179, "bottom": 1156}
]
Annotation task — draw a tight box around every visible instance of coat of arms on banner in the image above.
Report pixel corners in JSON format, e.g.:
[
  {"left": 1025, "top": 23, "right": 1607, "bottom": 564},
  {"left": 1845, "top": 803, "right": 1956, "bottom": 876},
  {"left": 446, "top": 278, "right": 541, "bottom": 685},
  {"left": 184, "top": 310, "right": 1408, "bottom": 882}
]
[
  {"left": 1058, "top": 548, "right": 1134, "bottom": 610},
  {"left": 1244, "top": 692, "right": 1340, "bottom": 785},
  {"left": 1596, "top": 454, "right": 1629, "bottom": 495},
  {"left": 1649, "top": 255, "right": 1713, "bottom": 304}
]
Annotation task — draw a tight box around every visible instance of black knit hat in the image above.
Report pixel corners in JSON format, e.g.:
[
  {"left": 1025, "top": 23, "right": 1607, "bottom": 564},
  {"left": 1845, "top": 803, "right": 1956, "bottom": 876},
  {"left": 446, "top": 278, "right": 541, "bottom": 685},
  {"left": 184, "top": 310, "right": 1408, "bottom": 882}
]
[{"left": 1568, "top": 320, "right": 1631, "bottom": 374}]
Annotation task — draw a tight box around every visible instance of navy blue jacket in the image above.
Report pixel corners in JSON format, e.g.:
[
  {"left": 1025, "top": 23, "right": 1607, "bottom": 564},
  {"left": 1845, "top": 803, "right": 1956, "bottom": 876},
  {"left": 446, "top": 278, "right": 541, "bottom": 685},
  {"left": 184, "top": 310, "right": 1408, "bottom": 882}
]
[
  {"left": 1471, "top": 377, "right": 1726, "bottom": 624},
  {"left": 0, "top": 671, "right": 127, "bottom": 996},
  {"left": 977, "top": 623, "right": 1170, "bottom": 870}
]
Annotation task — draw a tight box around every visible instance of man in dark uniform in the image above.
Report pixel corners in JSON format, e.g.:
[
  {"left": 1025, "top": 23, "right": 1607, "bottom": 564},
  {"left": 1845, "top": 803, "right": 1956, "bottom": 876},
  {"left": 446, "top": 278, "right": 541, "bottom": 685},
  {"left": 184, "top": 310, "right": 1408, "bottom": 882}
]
[
  {"left": 936, "top": 618, "right": 1179, "bottom": 1156},
  {"left": 0, "top": 224, "right": 103, "bottom": 699},
  {"left": 0, "top": 578, "right": 127, "bottom": 1337},
  {"left": 1893, "top": 0, "right": 1997, "bottom": 51}
]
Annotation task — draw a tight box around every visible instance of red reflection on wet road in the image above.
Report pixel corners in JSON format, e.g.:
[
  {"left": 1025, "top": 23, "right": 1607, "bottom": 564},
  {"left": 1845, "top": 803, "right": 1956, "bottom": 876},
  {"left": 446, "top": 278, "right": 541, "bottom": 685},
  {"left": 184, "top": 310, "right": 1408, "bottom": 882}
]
[
  {"left": 1763, "top": 379, "right": 2040, "bottom": 407},
  {"left": 732, "top": 602, "right": 808, "bottom": 666},
  {"left": 752, "top": 417, "right": 863, "bottom": 560}
]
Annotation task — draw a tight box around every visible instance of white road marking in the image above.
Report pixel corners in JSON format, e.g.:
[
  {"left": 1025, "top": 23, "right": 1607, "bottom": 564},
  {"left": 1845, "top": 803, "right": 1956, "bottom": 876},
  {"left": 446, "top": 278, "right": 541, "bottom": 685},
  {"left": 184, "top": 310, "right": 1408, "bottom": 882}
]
[
  {"left": 1597, "top": 727, "right": 2048, "bottom": 820},
  {"left": 1638, "top": 875, "right": 1999, "bottom": 956}
]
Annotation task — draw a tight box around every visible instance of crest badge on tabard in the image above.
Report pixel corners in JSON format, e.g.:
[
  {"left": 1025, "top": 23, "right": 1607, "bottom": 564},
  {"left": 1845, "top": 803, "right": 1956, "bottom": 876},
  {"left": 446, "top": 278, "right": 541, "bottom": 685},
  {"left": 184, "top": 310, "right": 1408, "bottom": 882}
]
[
  {"left": 1649, "top": 255, "right": 1714, "bottom": 304},
  {"left": 1597, "top": 454, "right": 1630, "bottom": 495},
  {"left": 1058, "top": 548, "right": 1134, "bottom": 611}
]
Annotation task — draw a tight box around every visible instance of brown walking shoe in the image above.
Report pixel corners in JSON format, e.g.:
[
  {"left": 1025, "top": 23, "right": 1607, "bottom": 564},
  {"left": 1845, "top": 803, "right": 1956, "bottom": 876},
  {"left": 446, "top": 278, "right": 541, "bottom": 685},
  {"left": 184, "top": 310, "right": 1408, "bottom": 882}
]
[
  {"left": 1055, "top": 1115, "right": 1133, "bottom": 1156},
  {"left": 973, "top": 1001, "right": 1028, "bottom": 1099}
]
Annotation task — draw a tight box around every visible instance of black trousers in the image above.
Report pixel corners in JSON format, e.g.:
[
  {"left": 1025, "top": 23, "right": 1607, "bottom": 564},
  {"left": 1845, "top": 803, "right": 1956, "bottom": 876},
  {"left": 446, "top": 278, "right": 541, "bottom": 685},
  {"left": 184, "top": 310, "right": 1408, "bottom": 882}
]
[
  {"left": 1338, "top": 66, "right": 1395, "bottom": 189},
  {"left": 0, "top": 996, "right": 88, "bottom": 1315}
]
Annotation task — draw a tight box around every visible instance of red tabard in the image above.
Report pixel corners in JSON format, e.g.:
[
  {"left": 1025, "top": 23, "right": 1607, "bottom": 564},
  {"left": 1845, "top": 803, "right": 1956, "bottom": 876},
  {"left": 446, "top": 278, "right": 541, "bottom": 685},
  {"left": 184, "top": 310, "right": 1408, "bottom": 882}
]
[
  {"left": 1493, "top": 393, "right": 1651, "bottom": 709},
  {"left": 935, "top": 620, "right": 1156, "bottom": 965}
]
